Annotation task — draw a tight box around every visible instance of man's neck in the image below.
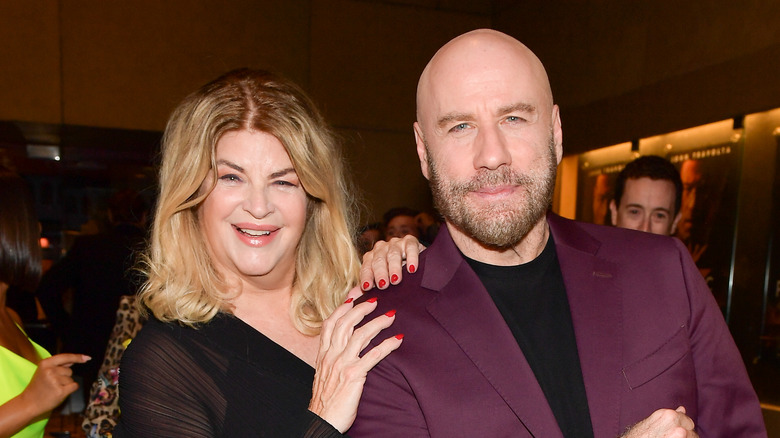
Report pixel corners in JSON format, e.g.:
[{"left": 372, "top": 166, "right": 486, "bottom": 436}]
[{"left": 446, "top": 218, "right": 550, "bottom": 266}]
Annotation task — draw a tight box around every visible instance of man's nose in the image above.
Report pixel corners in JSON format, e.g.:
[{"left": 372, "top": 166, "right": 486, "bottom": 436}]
[
  {"left": 473, "top": 126, "right": 511, "bottom": 170},
  {"left": 639, "top": 217, "right": 652, "bottom": 232}
]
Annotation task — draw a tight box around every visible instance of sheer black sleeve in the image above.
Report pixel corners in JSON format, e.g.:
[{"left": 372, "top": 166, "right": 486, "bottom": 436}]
[{"left": 116, "top": 320, "right": 219, "bottom": 437}]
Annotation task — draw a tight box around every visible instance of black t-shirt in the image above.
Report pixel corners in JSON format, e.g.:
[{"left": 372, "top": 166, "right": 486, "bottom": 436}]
[{"left": 465, "top": 236, "right": 594, "bottom": 438}]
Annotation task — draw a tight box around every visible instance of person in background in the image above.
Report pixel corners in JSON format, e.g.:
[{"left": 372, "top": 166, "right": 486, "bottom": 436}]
[
  {"left": 414, "top": 211, "right": 441, "bottom": 244},
  {"left": 609, "top": 155, "right": 682, "bottom": 236},
  {"left": 383, "top": 207, "right": 421, "bottom": 240},
  {"left": 356, "top": 222, "right": 384, "bottom": 257},
  {"left": 0, "top": 166, "right": 90, "bottom": 438},
  {"left": 36, "top": 189, "right": 148, "bottom": 398},
  {"left": 115, "top": 69, "right": 402, "bottom": 437},
  {"left": 350, "top": 29, "right": 765, "bottom": 438}
]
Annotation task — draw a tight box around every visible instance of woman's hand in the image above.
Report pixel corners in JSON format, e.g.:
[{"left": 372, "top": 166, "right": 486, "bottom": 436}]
[
  {"left": 0, "top": 353, "right": 90, "bottom": 438},
  {"left": 21, "top": 353, "right": 90, "bottom": 413},
  {"left": 309, "top": 297, "right": 403, "bottom": 433},
  {"left": 360, "top": 235, "right": 426, "bottom": 291}
]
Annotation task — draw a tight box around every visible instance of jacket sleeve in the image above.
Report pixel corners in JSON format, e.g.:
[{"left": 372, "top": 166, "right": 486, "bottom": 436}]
[
  {"left": 676, "top": 238, "right": 767, "bottom": 437},
  {"left": 349, "top": 356, "right": 431, "bottom": 437}
]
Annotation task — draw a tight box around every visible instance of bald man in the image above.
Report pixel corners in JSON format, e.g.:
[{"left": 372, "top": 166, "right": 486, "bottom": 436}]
[{"left": 350, "top": 30, "right": 764, "bottom": 438}]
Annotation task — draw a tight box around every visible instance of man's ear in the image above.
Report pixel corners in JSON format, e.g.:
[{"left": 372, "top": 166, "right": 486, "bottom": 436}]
[
  {"left": 671, "top": 211, "right": 682, "bottom": 235},
  {"left": 414, "top": 122, "right": 430, "bottom": 180},
  {"left": 552, "top": 105, "right": 563, "bottom": 165},
  {"left": 609, "top": 199, "right": 618, "bottom": 227}
]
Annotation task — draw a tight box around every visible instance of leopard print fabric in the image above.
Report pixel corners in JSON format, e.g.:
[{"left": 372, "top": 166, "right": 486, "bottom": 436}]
[{"left": 82, "top": 295, "right": 146, "bottom": 438}]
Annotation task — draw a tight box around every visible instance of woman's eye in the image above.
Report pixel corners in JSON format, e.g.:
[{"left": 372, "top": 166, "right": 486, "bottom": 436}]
[
  {"left": 219, "top": 174, "right": 241, "bottom": 182},
  {"left": 274, "top": 180, "right": 297, "bottom": 187}
]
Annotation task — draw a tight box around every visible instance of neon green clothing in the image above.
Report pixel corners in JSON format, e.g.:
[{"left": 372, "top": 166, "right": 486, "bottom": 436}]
[{"left": 0, "top": 334, "right": 51, "bottom": 438}]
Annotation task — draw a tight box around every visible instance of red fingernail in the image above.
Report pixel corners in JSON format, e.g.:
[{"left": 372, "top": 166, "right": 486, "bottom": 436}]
[
  {"left": 385, "top": 309, "right": 396, "bottom": 317},
  {"left": 391, "top": 274, "right": 399, "bottom": 283},
  {"left": 378, "top": 279, "right": 387, "bottom": 288},
  {"left": 344, "top": 298, "right": 353, "bottom": 304},
  {"left": 366, "top": 297, "right": 378, "bottom": 303},
  {"left": 395, "top": 333, "right": 404, "bottom": 340},
  {"left": 362, "top": 282, "right": 370, "bottom": 290},
  {"left": 409, "top": 265, "right": 416, "bottom": 273}
]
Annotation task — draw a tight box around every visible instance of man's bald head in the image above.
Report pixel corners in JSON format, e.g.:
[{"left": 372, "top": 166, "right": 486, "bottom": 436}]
[{"left": 416, "top": 29, "right": 554, "bottom": 129}]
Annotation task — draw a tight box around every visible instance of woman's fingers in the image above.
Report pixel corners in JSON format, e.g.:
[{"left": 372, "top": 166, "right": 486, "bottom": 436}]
[
  {"left": 358, "top": 332, "right": 404, "bottom": 370},
  {"left": 310, "top": 305, "right": 402, "bottom": 433},
  {"left": 359, "top": 235, "right": 424, "bottom": 291}
]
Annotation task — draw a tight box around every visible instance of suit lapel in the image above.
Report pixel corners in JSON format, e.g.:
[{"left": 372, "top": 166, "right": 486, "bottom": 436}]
[
  {"left": 549, "top": 214, "right": 623, "bottom": 438},
  {"left": 422, "top": 226, "right": 564, "bottom": 438}
]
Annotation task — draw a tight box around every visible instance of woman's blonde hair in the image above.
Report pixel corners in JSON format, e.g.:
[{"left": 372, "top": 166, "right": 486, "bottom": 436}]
[{"left": 140, "top": 69, "right": 360, "bottom": 335}]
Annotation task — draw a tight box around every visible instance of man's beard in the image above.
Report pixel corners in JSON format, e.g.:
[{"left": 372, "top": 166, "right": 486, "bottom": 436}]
[{"left": 427, "top": 135, "right": 558, "bottom": 249}]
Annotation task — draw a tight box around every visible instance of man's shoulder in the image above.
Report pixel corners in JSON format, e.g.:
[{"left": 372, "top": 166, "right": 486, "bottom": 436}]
[{"left": 548, "top": 214, "right": 683, "bottom": 257}]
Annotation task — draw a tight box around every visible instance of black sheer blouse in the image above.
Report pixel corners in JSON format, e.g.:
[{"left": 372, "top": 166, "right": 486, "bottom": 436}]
[{"left": 115, "top": 313, "right": 344, "bottom": 437}]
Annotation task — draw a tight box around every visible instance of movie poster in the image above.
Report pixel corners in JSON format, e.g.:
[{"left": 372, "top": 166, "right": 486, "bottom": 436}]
[
  {"left": 668, "top": 143, "right": 740, "bottom": 313},
  {"left": 576, "top": 161, "right": 628, "bottom": 227},
  {"left": 762, "top": 136, "right": 780, "bottom": 348}
]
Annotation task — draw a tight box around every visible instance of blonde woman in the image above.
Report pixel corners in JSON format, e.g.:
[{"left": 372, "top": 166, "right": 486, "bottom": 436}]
[{"left": 116, "top": 69, "right": 403, "bottom": 437}]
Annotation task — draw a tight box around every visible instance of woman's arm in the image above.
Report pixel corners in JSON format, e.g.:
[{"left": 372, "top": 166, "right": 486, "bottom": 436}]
[
  {"left": 0, "top": 353, "right": 89, "bottom": 438},
  {"left": 116, "top": 325, "right": 215, "bottom": 438}
]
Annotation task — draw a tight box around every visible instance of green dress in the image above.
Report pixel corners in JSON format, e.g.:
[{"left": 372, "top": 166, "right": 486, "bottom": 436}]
[{"left": 0, "top": 332, "right": 51, "bottom": 438}]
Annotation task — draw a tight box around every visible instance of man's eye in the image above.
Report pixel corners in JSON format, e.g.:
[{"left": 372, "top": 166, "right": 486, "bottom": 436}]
[{"left": 450, "top": 123, "right": 469, "bottom": 132}]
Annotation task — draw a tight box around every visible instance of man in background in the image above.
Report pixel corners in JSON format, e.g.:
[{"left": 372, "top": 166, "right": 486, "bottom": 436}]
[{"left": 609, "top": 155, "right": 682, "bottom": 236}]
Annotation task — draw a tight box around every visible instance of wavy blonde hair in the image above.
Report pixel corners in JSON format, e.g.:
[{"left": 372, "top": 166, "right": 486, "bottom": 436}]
[{"left": 140, "top": 69, "right": 360, "bottom": 335}]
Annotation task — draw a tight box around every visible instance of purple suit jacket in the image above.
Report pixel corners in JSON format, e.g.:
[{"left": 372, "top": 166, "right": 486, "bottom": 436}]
[{"left": 350, "top": 213, "right": 765, "bottom": 438}]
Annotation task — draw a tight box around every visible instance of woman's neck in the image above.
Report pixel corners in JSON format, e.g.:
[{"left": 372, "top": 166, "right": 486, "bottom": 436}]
[{"left": 230, "top": 282, "right": 319, "bottom": 367}]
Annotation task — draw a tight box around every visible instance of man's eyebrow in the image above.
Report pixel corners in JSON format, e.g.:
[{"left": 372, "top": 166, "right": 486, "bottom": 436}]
[
  {"left": 497, "top": 102, "right": 537, "bottom": 116},
  {"left": 436, "top": 112, "right": 474, "bottom": 129}
]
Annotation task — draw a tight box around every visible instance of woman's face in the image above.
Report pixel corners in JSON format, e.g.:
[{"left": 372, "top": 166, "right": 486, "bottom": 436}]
[{"left": 199, "top": 130, "right": 307, "bottom": 288}]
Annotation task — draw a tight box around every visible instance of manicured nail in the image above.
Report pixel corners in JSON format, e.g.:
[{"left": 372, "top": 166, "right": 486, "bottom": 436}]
[
  {"left": 385, "top": 309, "right": 396, "bottom": 317},
  {"left": 391, "top": 274, "right": 399, "bottom": 283},
  {"left": 408, "top": 264, "right": 416, "bottom": 274},
  {"left": 344, "top": 298, "right": 353, "bottom": 304},
  {"left": 378, "top": 279, "right": 387, "bottom": 288},
  {"left": 394, "top": 333, "right": 404, "bottom": 340},
  {"left": 366, "top": 297, "right": 378, "bottom": 303},
  {"left": 362, "top": 282, "right": 370, "bottom": 290}
]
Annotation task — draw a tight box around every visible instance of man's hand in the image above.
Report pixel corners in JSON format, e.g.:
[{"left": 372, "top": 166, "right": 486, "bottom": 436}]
[{"left": 620, "top": 407, "right": 698, "bottom": 438}]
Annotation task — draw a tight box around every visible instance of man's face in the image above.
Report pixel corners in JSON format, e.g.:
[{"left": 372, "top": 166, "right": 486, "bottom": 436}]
[
  {"left": 413, "top": 35, "right": 562, "bottom": 248},
  {"left": 425, "top": 134, "right": 558, "bottom": 248},
  {"left": 609, "top": 177, "right": 681, "bottom": 236}
]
